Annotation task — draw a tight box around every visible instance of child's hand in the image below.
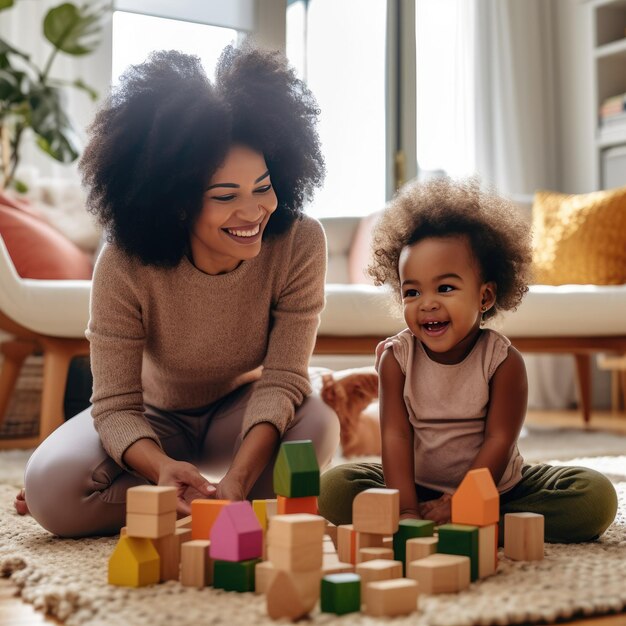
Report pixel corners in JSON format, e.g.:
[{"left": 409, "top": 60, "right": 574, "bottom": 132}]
[{"left": 419, "top": 494, "right": 451, "bottom": 525}]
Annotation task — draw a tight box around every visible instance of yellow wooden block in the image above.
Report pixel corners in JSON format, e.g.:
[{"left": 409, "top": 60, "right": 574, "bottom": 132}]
[
  {"left": 364, "top": 579, "right": 419, "bottom": 617},
  {"left": 352, "top": 488, "right": 399, "bottom": 535},
  {"left": 406, "top": 553, "right": 470, "bottom": 594},
  {"left": 253, "top": 500, "right": 268, "bottom": 531},
  {"left": 126, "top": 486, "right": 176, "bottom": 515},
  {"left": 504, "top": 513, "right": 544, "bottom": 561},
  {"left": 108, "top": 536, "right": 160, "bottom": 587},
  {"left": 126, "top": 511, "right": 177, "bottom": 539}
]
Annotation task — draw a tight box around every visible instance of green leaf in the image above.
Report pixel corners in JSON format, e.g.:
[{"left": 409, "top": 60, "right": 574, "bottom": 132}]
[
  {"left": 72, "top": 77, "right": 98, "bottom": 101},
  {"left": 0, "top": 37, "right": 31, "bottom": 62},
  {"left": 11, "top": 178, "right": 28, "bottom": 193},
  {"left": 29, "top": 85, "right": 80, "bottom": 162},
  {"left": 0, "top": 68, "right": 27, "bottom": 103},
  {"left": 0, "top": 0, "right": 15, "bottom": 12},
  {"left": 43, "top": 2, "right": 107, "bottom": 56}
]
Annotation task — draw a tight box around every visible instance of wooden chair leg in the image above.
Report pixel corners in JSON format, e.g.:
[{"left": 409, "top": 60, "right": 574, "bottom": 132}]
[
  {"left": 0, "top": 340, "right": 38, "bottom": 425},
  {"left": 38, "top": 338, "right": 90, "bottom": 443},
  {"left": 574, "top": 354, "right": 592, "bottom": 424}
]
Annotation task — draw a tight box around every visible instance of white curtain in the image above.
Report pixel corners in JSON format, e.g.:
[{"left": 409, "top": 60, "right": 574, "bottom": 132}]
[{"left": 0, "top": 1, "right": 112, "bottom": 185}]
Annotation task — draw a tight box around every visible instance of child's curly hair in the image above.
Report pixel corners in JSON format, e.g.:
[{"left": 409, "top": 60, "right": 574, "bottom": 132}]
[
  {"left": 368, "top": 177, "right": 532, "bottom": 320},
  {"left": 80, "top": 44, "right": 324, "bottom": 267}
]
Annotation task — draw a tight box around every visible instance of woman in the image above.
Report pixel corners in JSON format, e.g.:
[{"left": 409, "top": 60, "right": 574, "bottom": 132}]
[{"left": 15, "top": 45, "right": 339, "bottom": 537}]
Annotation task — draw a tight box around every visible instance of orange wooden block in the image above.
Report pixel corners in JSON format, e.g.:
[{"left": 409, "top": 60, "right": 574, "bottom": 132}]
[
  {"left": 277, "top": 494, "right": 318, "bottom": 515},
  {"left": 364, "top": 579, "right": 419, "bottom": 617},
  {"left": 352, "top": 488, "right": 399, "bottom": 535},
  {"left": 451, "top": 468, "right": 499, "bottom": 527},
  {"left": 337, "top": 524, "right": 356, "bottom": 564},
  {"left": 191, "top": 499, "right": 230, "bottom": 540}
]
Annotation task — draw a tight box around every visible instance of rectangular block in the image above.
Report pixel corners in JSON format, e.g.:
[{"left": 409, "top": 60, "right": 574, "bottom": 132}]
[
  {"left": 478, "top": 524, "right": 498, "bottom": 578},
  {"left": 126, "top": 486, "right": 176, "bottom": 515},
  {"left": 321, "top": 573, "right": 361, "bottom": 615},
  {"left": 191, "top": 499, "right": 230, "bottom": 540},
  {"left": 352, "top": 488, "right": 400, "bottom": 535},
  {"left": 277, "top": 494, "right": 318, "bottom": 515},
  {"left": 176, "top": 515, "right": 192, "bottom": 529},
  {"left": 322, "top": 560, "right": 355, "bottom": 576},
  {"left": 437, "top": 523, "right": 479, "bottom": 581},
  {"left": 252, "top": 500, "right": 268, "bottom": 531},
  {"left": 266, "top": 514, "right": 326, "bottom": 548},
  {"left": 355, "top": 559, "right": 403, "bottom": 586},
  {"left": 364, "top": 579, "right": 419, "bottom": 617},
  {"left": 393, "top": 519, "right": 436, "bottom": 570},
  {"left": 265, "top": 499, "right": 278, "bottom": 519},
  {"left": 504, "top": 513, "right": 544, "bottom": 561},
  {"left": 214, "top": 558, "right": 261, "bottom": 592},
  {"left": 337, "top": 524, "right": 356, "bottom": 565},
  {"left": 153, "top": 530, "right": 182, "bottom": 581},
  {"left": 407, "top": 553, "right": 470, "bottom": 594},
  {"left": 357, "top": 547, "right": 394, "bottom": 564},
  {"left": 356, "top": 531, "right": 384, "bottom": 552},
  {"left": 180, "top": 540, "right": 212, "bottom": 588},
  {"left": 406, "top": 537, "right": 438, "bottom": 565},
  {"left": 254, "top": 560, "right": 277, "bottom": 594},
  {"left": 126, "top": 511, "right": 176, "bottom": 539},
  {"left": 267, "top": 540, "right": 323, "bottom": 572}
]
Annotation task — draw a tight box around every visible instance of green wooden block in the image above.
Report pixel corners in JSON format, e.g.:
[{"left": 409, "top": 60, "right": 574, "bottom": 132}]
[
  {"left": 273, "top": 440, "right": 320, "bottom": 498},
  {"left": 393, "top": 519, "right": 435, "bottom": 572},
  {"left": 320, "top": 573, "right": 361, "bottom": 615},
  {"left": 213, "top": 558, "right": 260, "bottom": 592},
  {"left": 437, "top": 523, "right": 479, "bottom": 581}
]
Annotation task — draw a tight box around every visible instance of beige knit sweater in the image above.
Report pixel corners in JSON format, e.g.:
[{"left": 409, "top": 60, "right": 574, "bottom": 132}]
[{"left": 86, "top": 215, "right": 327, "bottom": 467}]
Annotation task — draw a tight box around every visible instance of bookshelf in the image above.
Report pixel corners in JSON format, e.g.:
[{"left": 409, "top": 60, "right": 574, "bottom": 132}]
[{"left": 591, "top": 0, "right": 626, "bottom": 188}]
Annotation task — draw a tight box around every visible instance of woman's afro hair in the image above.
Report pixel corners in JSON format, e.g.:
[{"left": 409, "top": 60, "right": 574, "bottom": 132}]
[
  {"left": 80, "top": 44, "right": 325, "bottom": 266},
  {"left": 368, "top": 177, "right": 533, "bottom": 320}
]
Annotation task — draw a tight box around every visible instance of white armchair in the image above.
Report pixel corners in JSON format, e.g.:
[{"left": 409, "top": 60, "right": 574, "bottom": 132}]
[{"left": 0, "top": 234, "right": 91, "bottom": 448}]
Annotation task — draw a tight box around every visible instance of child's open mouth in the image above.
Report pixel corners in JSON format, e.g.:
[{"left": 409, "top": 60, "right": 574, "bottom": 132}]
[{"left": 422, "top": 321, "right": 449, "bottom": 336}]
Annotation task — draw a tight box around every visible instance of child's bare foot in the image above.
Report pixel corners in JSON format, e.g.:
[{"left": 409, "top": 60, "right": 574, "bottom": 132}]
[{"left": 14, "top": 488, "right": 29, "bottom": 515}]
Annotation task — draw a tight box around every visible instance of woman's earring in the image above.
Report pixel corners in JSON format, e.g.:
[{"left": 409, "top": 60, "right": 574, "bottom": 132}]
[{"left": 480, "top": 305, "right": 487, "bottom": 326}]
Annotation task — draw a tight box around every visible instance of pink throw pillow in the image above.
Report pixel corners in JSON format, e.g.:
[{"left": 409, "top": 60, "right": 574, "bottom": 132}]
[
  {"left": 0, "top": 203, "right": 93, "bottom": 279},
  {"left": 348, "top": 211, "right": 382, "bottom": 284}
]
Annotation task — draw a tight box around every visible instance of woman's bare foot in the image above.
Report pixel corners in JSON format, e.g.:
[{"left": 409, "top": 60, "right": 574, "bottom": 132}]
[{"left": 14, "top": 488, "right": 29, "bottom": 515}]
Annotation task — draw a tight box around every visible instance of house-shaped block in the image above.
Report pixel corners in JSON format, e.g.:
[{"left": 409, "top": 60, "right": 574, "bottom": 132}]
[
  {"left": 451, "top": 467, "right": 499, "bottom": 527},
  {"left": 209, "top": 501, "right": 263, "bottom": 562},
  {"left": 273, "top": 440, "right": 320, "bottom": 498},
  {"left": 108, "top": 536, "right": 160, "bottom": 587}
]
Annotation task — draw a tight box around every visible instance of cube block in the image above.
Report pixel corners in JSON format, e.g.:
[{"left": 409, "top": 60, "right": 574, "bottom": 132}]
[
  {"left": 126, "top": 486, "right": 176, "bottom": 515},
  {"left": 355, "top": 559, "right": 403, "bottom": 586},
  {"left": 364, "top": 578, "right": 419, "bottom": 617},
  {"left": 126, "top": 511, "right": 176, "bottom": 539},
  {"left": 407, "top": 553, "right": 470, "bottom": 594},
  {"left": 321, "top": 573, "right": 361, "bottom": 615},
  {"left": 191, "top": 499, "right": 230, "bottom": 540},
  {"left": 214, "top": 558, "right": 261, "bottom": 592},
  {"left": 277, "top": 494, "right": 318, "bottom": 515},
  {"left": 504, "top": 513, "right": 544, "bottom": 561},
  {"left": 352, "top": 488, "right": 399, "bottom": 535},
  {"left": 437, "top": 523, "right": 479, "bottom": 581},
  {"left": 393, "top": 519, "right": 435, "bottom": 571}
]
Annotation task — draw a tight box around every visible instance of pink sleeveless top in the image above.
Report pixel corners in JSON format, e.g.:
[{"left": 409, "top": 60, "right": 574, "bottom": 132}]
[{"left": 376, "top": 328, "right": 524, "bottom": 494}]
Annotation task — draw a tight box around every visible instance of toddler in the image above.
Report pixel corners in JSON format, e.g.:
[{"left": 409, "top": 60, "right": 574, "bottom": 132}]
[{"left": 319, "top": 177, "right": 617, "bottom": 543}]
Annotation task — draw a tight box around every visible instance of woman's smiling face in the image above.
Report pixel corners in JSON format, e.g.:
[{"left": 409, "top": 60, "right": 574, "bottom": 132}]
[{"left": 189, "top": 144, "right": 278, "bottom": 275}]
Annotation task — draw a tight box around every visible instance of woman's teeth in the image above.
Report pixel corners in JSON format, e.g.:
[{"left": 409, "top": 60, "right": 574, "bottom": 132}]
[{"left": 226, "top": 224, "right": 260, "bottom": 238}]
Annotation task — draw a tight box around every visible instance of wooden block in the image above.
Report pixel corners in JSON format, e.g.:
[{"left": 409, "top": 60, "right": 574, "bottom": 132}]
[
  {"left": 176, "top": 527, "right": 192, "bottom": 545},
  {"left": 191, "top": 499, "right": 230, "bottom": 540},
  {"left": 266, "top": 569, "right": 320, "bottom": 620},
  {"left": 180, "top": 540, "right": 212, "bottom": 588},
  {"left": 478, "top": 524, "right": 498, "bottom": 578},
  {"left": 321, "top": 573, "right": 361, "bottom": 615},
  {"left": 352, "top": 488, "right": 400, "bottom": 535},
  {"left": 323, "top": 535, "right": 338, "bottom": 555},
  {"left": 504, "top": 513, "right": 544, "bottom": 561},
  {"left": 325, "top": 522, "right": 338, "bottom": 548},
  {"left": 213, "top": 558, "right": 261, "bottom": 592},
  {"left": 322, "top": 560, "right": 355, "bottom": 575},
  {"left": 126, "top": 485, "right": 176, "bottom": 515},
  {"left": 358, "top": 547, "right": 394, "bottom": 563},
  {"left": 437, "top": 523, "right": 479, "bottom": 581},
  {"left": 406, "top": 553, "right": 470, "bottom": 594},
  {"left": 126, "top": 511, "right": 176, "bottom": 539},
  {"left": 273, "top": 440, "right": 320, "bottom": 497},
  {"left": 355, "top": 559, "right": 402, "bottom": 586},
  {"left": 209, "top": 501, "right": 263, "bottom": 562},
  {"left": 337, "top": 524, "right": 356, "bottom": 564},
  {"left": 255, "top": 560, "right": 277, "bottom": 594},
  {"left": 108, "top": 536, "right": 160, "bottom": 587},
  {"left": 120, "top": 526, "right": 127, "bottom": 537},
  {"left": 266, "top": 513, "right": 326, "bottom": 548},
  {"left": 393, "top": 519, "right": 435, "bottom": 573},
  {"left": 277, "top": 494, "right": 318, "bottom": 515},
  {"left": 176, "top": 515, "right": 192, "bottom": 529},
  {"left": 265, "top": 498, "right": 278, "bottom": 519},
  {"left": 153, "top": 531, "right": 181, "bottom": 581},
  {"left": 406, "top": 537, "right": 438, "bottom": 565},
  {"left": 451, "top": 468, "right": 499, "bottom": 527},
  {"left": 252, "top": 500, "right": 268, "bottom": 531},
  {"left": 356, "top": 531, "right": 384, "bottom": 552},
  {"left": 267, "top": 540, "right": 323, "bottom": 572},
  {"left": 363, "top": 578, "right": 419, "bottom": 617}
]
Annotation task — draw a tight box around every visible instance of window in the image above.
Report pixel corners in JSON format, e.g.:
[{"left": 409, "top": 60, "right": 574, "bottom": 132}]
[
  {"left": 286, "top": 0, "right": 387, "bottom": 218},
  {"left": 112, "top": 12, "right": 238, "bottom": 83}
]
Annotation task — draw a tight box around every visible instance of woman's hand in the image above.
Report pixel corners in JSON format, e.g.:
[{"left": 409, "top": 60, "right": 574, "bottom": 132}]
[
  {"left": 158, "top": 459, "right": 216, "bottom": 515},
  {"left": 419, "top": 494, "right": 452, "bottom": 525},
  {"left": 215, "top": 470, "right": 248, "bottom": 501}
]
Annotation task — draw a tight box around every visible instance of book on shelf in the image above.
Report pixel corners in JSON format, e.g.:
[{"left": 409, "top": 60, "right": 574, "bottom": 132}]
[
  {"left": 600, "top": 111, "right": 626, "bottom": 128},
  {"left": 599, "top": 93, "right": 626, "bottom": 118}
]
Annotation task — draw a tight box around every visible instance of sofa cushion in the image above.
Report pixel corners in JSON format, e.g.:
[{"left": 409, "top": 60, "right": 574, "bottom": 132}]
[
  {"left": 532, "top": 186, "right": 626, "bottom": 285},
  {"left": 0, "top": 202, "right": 93, "bottom": 279}
]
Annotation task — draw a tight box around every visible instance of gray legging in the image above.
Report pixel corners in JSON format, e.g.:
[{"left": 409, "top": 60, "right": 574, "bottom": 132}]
[{"left": 24, "top": 382, "right": 340, "bottom": 538}]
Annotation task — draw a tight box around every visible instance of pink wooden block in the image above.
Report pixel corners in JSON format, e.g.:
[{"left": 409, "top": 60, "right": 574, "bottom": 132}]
[{"left": 209, "top": 501, "right": 263, "bottom": 561}]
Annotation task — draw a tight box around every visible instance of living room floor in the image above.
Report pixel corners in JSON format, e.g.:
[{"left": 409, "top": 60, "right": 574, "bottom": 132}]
[{"left": 2, "top": 408, "right": 626, "bottom": 626}]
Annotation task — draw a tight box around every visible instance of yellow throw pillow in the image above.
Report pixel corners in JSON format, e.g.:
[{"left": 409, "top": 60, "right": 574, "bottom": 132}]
[{"left": 532, "top": 186, "right": 626, "bottom": 285}]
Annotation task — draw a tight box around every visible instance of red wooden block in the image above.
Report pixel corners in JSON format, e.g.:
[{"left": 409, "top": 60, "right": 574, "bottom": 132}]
[{"left": 277, "top": 495, "right": 318, "bottom": 515}]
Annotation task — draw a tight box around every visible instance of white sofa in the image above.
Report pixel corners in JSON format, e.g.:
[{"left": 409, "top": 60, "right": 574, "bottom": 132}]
[{"left": 317, "top": 216, "right": 626, "bottom": 423}]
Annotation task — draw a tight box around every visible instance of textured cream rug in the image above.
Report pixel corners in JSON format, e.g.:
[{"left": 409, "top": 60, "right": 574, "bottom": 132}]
[{"left": 1, "top": 451, "right": 626, "bottom": 626}]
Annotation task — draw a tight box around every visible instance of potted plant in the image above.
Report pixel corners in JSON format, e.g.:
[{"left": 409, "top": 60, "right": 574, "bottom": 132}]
[{"left": 0, "top": 0, "right": 108, "bottom": 191}]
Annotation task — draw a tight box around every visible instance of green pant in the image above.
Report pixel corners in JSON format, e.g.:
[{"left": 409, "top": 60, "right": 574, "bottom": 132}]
[{"left": 318, "top": 462, "right": 618, "bottom": 543}]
